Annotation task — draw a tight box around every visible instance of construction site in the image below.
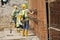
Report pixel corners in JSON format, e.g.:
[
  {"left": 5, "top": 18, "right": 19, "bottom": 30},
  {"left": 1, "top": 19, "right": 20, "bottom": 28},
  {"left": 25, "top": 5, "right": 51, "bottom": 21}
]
[{"left": 0, "top": 0, "right": 60, "bottom": 40}]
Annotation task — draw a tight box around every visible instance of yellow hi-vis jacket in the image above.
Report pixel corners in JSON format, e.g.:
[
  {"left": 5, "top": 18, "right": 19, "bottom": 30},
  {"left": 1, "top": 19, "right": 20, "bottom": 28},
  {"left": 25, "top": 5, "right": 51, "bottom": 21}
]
[{"left": 16, "top": 13, "right": 23, "bottom": 27}]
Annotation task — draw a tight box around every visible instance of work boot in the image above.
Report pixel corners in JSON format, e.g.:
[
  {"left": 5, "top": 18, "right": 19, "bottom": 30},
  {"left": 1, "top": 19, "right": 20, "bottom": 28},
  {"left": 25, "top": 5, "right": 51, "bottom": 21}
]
[
  {"left": 17, "top": 28, "right": 20, "bottom": 33},
  {"left": 22, "top": 29, "right": 25, "bottom": 36},
  {"left": 13, "top": 23, "right": 16, "bottom": 28},
  {"left": 25, "top": 29, "right": 28, "bottom": 36}
]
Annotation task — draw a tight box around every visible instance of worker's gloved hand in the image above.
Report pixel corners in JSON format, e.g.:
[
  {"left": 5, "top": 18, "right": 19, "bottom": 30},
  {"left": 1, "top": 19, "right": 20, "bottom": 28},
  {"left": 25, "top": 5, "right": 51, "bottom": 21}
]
[
  {"left": 29, "top": 9, "right": 37, "bottom": 14},
  {"left": 21, "top": 18, "right": 28, "bottom": 23},
  {"left": 29, "top": 9, "right": 34, "bottom": 12},
  {"left": 21, "top": 20, "right": 24, "bottom": 23},
  {"left": 21, "top": 20, "right": 25, "bottom": 23}
]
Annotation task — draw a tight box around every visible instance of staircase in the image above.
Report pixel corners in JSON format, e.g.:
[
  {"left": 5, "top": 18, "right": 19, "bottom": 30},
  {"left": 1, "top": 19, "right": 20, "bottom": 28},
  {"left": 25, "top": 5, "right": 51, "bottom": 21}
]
[
  {"left": 0, "top": 0, "right": 39, "bottom": 40},
  {"left": 0, "top": 28, "right": 39, "bottom": 40}
]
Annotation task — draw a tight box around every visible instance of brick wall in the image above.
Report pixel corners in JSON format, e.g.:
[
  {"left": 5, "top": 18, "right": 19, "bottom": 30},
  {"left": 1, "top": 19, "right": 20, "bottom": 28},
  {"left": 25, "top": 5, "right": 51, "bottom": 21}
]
[{"left": 28, "top": 0, "right": 48, "bottom": 40}]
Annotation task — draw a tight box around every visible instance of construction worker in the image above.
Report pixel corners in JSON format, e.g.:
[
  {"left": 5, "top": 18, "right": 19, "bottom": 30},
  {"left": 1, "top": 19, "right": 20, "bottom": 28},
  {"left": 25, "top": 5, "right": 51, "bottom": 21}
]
[
  {"left": 11, "top": 5, "right": 20, "bottom": 28},
  {"left": 21, "top": 4, "right": 34, "bottom": 36},
  {"left": 16, "top": 13, "right": 23, "bottom": 32}
]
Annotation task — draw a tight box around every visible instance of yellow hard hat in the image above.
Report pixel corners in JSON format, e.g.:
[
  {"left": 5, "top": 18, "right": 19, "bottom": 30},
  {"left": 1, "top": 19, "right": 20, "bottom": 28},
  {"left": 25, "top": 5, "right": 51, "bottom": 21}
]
[
  {"left": 13, "top": 5, "right": 18, "bottom": 9},
  {"left": 22, "top": 4, "right": 26, "bottom": 9},
  {"left": 17, "top": 13, "right": 23, "bottom": 19}
]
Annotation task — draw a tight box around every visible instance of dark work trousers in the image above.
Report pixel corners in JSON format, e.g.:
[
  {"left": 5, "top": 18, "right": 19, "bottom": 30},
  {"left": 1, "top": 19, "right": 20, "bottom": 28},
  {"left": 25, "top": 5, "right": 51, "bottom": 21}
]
[
  {"left": 23, "top": 17, "right": 29, "bottom": 30},
  {"left": 12, "top": 17, "right": 16, "bottom": 27},
  {"left": 24, "top": 20, "right": 29, "bottom": 29}
]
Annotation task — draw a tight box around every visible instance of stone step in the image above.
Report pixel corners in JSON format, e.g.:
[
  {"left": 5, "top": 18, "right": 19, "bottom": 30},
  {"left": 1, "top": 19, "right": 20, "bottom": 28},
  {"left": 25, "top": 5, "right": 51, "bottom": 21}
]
[
  {"left": 0, "top": 36, "right": 39, "bottom": 40},
  {"left": 0, "top": 28, "right": 39, "bottom": 40}
]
